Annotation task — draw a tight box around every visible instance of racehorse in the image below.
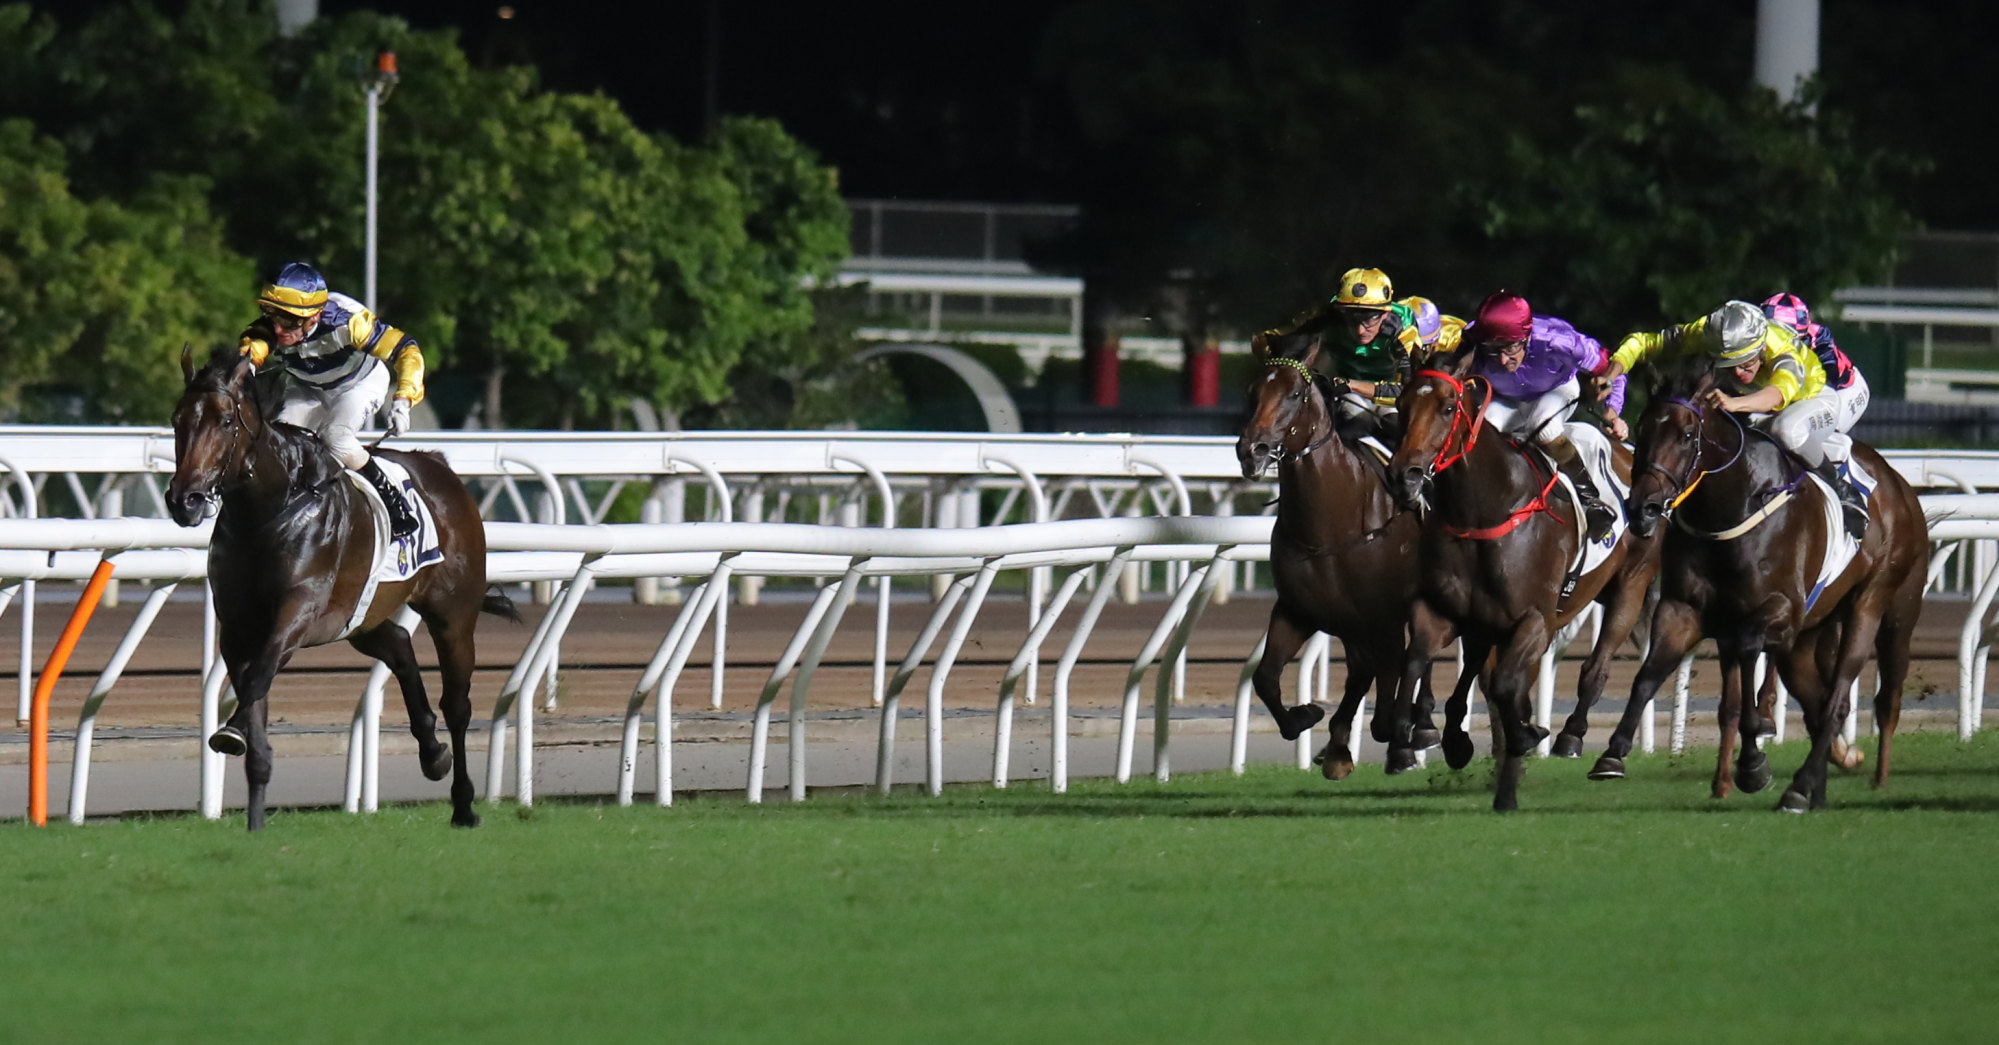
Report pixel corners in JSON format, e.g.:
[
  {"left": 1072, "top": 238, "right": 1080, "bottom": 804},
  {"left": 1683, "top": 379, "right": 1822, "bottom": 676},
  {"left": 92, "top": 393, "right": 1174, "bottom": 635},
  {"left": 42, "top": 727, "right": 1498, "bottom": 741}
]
[
  {"left": 167, "top": 348, "right": 517, "bottom": 831},
  {"left": 1237, "top": 334, "right": 1463, "bottom": 778},
  {"left": 1385, "top": 349, "right": 1651, "bottom": 810},
  {"left": 1617, "top": 358, "right": 1926, "bottom": 808}
]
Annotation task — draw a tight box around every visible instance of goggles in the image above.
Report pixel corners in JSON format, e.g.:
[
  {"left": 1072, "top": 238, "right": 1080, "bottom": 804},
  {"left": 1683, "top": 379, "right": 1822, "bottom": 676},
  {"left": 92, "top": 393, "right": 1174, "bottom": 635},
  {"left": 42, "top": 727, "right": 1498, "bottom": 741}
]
[{"left": 262, "top": 307, "right": 317, "bottom": 332}]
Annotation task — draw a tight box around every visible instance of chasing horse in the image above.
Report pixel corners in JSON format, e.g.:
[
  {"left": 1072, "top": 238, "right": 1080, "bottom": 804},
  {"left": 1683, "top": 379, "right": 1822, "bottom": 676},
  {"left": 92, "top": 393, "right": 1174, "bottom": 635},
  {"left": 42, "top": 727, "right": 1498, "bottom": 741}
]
[
  {"left": 167, "top": 264, "right": 516, "bottom": 831},
  {"left": 1383, "top": 293, "right": 1658, "bottom": 811},
  {"left": 1610, "top": 301, "right": 1926, "bottom": 810}
]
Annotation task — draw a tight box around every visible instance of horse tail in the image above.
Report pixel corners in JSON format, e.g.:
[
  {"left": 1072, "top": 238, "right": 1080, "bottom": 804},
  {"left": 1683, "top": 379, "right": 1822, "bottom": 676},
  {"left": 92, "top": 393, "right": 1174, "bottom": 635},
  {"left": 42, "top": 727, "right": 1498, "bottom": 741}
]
[{"left": 481, "top": 586, "right": 524, "bottom": 624}]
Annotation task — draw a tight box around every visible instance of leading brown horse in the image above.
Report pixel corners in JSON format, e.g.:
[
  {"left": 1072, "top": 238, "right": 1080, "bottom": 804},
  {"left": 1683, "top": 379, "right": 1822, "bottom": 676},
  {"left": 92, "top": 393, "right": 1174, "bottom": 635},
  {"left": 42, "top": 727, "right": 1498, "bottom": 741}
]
[
  {"left": 168, "top": 348, "right": 517, "bottom": 830},
  {"left": 1618, "top": 359, "right": 1926, "bottom": 809}
]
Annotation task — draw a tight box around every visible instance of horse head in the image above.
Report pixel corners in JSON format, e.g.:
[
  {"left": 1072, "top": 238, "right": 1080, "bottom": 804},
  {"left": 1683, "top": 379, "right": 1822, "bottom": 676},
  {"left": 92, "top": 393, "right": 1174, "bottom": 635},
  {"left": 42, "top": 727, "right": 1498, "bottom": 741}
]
[
  {"left": 1626, "top": 359, "right": 1723, "bottom": 539},
  {"left": 1388, "top": 348, "right": 1482, "bottom": 511},
  {"left": 167, "top": 345, "right": 265, "bottom": 527},
  {"left": 1236, "top": 334, "right": 1329, "bottom": 480}
]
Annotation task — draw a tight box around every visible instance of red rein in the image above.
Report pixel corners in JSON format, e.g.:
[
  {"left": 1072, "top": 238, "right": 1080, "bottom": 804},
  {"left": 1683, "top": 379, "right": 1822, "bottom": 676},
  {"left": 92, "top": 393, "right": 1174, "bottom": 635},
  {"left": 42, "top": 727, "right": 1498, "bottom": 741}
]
[{"left": 1412, "top": 369, "right": 1567, "bottom": 541}]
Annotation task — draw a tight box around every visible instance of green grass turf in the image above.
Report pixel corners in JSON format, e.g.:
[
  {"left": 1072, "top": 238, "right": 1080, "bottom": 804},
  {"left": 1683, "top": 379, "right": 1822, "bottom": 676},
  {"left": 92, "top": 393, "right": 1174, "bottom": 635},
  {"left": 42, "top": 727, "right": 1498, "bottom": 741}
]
[{"left": 4, "top": 730, "right": 1998, "bottom": 1044}]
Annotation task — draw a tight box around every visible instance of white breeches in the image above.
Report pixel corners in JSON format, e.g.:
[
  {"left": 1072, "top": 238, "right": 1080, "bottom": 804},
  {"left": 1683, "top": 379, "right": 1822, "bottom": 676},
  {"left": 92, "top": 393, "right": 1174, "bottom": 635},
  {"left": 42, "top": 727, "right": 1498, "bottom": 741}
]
[
  {"left": 274, "top": 365, "right": 390, "bottom": 470},
  {"left": 1336, "top": 391, "right": 1393, "bottom": 423},
  {"left": 1831, "top": 370, "right": 1870, "bottom": 432},
  {"left": 1763, "top": 387, "right": 1846, "bottom": 468},
  {"left": 1483, "top": 377, "right": 1579, "bottom": 446}
]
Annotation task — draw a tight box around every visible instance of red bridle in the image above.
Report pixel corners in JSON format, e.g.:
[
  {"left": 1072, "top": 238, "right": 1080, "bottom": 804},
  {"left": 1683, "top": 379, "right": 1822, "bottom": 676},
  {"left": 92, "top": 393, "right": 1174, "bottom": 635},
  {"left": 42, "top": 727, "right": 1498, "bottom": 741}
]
[{"left": 1413, "top": 368, "right": 1492, "bottom": 475}]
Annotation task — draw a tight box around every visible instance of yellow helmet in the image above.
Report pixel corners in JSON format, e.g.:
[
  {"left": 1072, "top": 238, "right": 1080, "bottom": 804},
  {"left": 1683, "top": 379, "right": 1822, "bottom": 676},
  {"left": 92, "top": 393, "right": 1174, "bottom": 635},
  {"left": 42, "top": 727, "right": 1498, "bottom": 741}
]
[
  {"left": 1333, "top": 268, "right": 1394, "bottom": 310},
  {"left": 257, "top": 262, "right": 329, "bottom": 320}
]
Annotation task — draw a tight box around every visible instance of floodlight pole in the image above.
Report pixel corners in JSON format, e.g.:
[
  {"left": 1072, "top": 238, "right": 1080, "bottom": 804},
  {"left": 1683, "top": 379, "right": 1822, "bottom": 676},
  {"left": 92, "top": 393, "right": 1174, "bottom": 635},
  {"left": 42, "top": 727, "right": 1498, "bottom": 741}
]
[{"left": 364, "top": 52, "right": 399, "bottom": 310}]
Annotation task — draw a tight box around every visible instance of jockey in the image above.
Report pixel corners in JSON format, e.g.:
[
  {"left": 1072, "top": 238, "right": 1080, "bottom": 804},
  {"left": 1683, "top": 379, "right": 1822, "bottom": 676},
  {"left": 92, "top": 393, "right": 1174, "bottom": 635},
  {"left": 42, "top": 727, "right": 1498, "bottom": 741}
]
[
  {"left": 1603, "top": 299, "right": 1868, "bottom": 536},
  {"left": 1399, "top": 296, "right": 1467, "bottom": 353},
  {"left": 1465, "top": 292, "right": 1622, "bottom": 541},
  {"left": 238, "top": 262, "right": 426, "bottom": 539},
  {"left": 1255, "top": 267, "right": 1429, "bottom": 431},
  {"left": 1763, "top": 292, "right": 1871, "bottom": 435}
]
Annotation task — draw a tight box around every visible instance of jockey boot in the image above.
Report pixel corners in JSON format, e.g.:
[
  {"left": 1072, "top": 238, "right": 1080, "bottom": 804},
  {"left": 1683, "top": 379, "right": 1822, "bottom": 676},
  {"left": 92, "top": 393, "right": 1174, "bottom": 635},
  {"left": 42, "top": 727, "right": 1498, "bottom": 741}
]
[
  {"left": 359, "top": 458, "right": 420, "bottom": 542},
  {"left": 1817, "top": 460, "right": 1870, "bottom": 539},
  {"left": 1546, "top": 439, "right": 1615, "bottom": 543}
]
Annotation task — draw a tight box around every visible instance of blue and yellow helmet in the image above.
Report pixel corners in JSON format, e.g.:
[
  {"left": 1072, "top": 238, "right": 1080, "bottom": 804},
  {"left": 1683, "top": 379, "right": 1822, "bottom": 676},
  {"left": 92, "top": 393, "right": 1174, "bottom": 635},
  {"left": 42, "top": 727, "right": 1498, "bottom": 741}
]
[{"left": 258, "top": 262, "right": 328, "bottom": 320}]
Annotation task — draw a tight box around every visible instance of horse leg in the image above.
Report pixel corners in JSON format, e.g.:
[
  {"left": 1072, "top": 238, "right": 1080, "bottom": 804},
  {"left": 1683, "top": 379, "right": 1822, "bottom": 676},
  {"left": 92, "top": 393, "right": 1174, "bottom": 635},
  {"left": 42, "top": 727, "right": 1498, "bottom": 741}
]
[
  {"left": 1317, "top": 648, "right": 1374, "bottom": 781},
  {"left": 424, "top": 610, "right": 483, "bottom": 828},
  {"left": 350, "top": 620, "right": 452, "bottom": 781},
  {"left": 1385, "top": 603, "right": 1448, "bottom": 774},
  {"left": 1442, "top": 641, "right": 1490, "bottom": 770},
  {"left": 1733, "top": 645, "right": 1774, "bottom": 795},
  {"left": 1815, "top": 624, "right": 1864, "bottom": 773},
  {"left": 1783, "top": 603, "right": 1888, "bottom": 812},
  {"left": 1556, "top": 566, "right": 1650, "bottom": 757},
  {"left": 1591, "top": 599, "right": 1700, "bottom": 780},
  {"left": 1712, "top": 643, "right": 1744, "bottom": 800},
  {"left": 1872, "top": 599, "right": 1918, "bottom": 789},
  {"left": 1487, "top": 614, "right": 1554, "bottom": 813},
  {"left": 1251, "top": 606, "right": 1323, "bottom": 741}
]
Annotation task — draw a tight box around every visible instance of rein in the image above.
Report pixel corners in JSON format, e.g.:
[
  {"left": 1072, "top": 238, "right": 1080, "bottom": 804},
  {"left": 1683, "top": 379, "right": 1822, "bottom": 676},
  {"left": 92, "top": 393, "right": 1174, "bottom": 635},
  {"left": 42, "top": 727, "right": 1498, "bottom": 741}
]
[{"left": 1413, "top": 368, "right": 1564, "bottom": 541}]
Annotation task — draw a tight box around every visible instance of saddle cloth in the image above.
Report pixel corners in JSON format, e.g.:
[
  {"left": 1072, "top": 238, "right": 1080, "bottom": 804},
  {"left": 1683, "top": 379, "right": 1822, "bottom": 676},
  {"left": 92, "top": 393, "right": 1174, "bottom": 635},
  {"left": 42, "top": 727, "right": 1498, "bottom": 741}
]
[
  {"left": 336, "top": 456, "right": 444, "bottom": 639},
  {"left": 1803, "top": 470, "right": 1863, "bottom": 614},
  {"left": 1549, "top": 422, "right": 1629, "bottom": 579}
]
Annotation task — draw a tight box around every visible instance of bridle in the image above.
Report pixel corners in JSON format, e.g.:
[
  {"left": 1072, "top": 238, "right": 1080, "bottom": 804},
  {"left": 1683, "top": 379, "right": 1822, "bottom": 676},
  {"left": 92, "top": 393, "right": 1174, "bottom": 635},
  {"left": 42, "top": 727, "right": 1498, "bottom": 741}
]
[
  {"left": 176, "top": 376, "right": 264, "bottom": 509},
  {"left": 1646, "top": 394, "right": 1804, "bottom": 540},
  {"left": 1260, "top": 357, "right": 1334, "bottom": 463},
  {"left": 1411, "top": 368, "right": 1492, "bottom": 477},
  {"left": 1410, "top": 367, "right": 1567, "bottom": 541},
  {"left": 1646, "top": 395, "right": 1746, "bottom": 514}
]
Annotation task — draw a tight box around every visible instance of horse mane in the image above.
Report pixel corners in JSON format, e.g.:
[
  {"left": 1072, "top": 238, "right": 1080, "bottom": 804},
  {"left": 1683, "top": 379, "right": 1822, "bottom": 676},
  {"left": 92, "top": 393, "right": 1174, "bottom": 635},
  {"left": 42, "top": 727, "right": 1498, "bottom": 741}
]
[{"left": 1641, "top": 350, "right": 1717, "bottom": 401}]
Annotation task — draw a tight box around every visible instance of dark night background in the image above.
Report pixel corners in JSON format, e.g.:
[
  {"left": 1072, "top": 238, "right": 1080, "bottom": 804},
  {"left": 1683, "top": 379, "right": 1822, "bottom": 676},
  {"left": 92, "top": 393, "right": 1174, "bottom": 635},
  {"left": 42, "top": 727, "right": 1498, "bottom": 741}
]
[{"left": 291, "top": 0, "right": 1993, "bottom": 229}]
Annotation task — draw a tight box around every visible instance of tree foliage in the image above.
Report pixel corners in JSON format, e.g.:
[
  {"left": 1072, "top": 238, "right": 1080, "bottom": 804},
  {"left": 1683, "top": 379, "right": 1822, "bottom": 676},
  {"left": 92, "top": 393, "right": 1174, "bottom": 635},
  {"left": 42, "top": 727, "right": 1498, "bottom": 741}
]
[
  {"left": 0, "top": 1, "right": 852, "bottom": 428},
  {"left": 1040, "top": 2, "right": 1920, "bottom": 342}
]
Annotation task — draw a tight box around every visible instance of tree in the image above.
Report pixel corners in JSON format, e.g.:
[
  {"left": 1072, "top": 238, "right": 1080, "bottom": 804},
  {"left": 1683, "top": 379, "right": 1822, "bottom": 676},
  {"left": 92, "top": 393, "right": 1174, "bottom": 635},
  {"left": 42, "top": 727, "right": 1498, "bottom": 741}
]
[{"left": 0, "top": 119, "right": 249, "bottom": 421}]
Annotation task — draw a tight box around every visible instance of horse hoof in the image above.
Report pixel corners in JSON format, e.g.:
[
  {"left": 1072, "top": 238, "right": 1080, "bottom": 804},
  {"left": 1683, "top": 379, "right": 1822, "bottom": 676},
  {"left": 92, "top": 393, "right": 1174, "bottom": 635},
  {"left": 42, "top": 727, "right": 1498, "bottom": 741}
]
[
  {"left": 421, "top": 744, "right": 454, "bottom": 782},
  {"left": 1777, "top": 789, "right": 1812, "bottom": 814},
  {"left": 1735, "top": 751, "right": 1773, "bottom": 794},
  {"left": 208, "top": 726, "right": 246, "bottom": 757},
  {"left": 1443, "top": 730, "right": 1475, "bottom": 770},
  {"left": 1278, "top": 703, "right": 1325, "bottom": 741},
  {"left": 1508, "top": 724, "right": 1550, "bottom": 758},
  {"left": 1550, "top": 733, "right": 1584, "bottom": 759},
  {"left": 1831, "top": 743, "right": 1865, "bottom": 772},
  {"left": 1492, "top": 794, "right": 1519, "bottom": 813},
  {"left": 452, "top": 808, "right": 481, "bottom": 829},
  {"left": 1321, "top": 750, "right": 1354, "bottom": 781},
  {"left": 1409, "top": 726, "right": 1442, "bottom": 750},
  {"left": 1384, "top": 747, "right": 1419, "bottom": 775},
  {"left": 1587, "top": 755, "right": 1626, "bottom": 781}
]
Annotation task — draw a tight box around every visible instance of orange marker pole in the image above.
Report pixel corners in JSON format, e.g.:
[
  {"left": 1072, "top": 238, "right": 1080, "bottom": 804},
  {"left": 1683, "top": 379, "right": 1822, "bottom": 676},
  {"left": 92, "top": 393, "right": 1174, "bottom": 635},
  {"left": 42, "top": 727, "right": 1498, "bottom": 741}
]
[{"left": 29, "top": 560, "right": 116, "bottom": 827}]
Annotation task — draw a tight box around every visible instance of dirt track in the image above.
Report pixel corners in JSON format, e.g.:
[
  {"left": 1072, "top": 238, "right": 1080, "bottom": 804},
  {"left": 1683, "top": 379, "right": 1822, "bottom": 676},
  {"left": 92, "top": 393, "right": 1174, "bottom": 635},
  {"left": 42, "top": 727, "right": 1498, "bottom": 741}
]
[{"left": 0, "top": 584, "right": 1977, "bottom": 741}]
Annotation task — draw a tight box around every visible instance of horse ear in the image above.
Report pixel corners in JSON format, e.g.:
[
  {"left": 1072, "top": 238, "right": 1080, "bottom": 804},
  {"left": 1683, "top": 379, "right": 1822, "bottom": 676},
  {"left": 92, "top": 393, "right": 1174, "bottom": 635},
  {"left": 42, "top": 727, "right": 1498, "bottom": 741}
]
[
  {"left": 1449, "top": 348, "right": 1477, "bottom": 378},
  {"left": 1301, "top": 338, "right": 1321, "bottom": 369},
  {"left": 227, "top": 351, "right": 256, "bottom": 389},
  {"left": 180, "top": 343, "right": 195, "bottom": 383}
]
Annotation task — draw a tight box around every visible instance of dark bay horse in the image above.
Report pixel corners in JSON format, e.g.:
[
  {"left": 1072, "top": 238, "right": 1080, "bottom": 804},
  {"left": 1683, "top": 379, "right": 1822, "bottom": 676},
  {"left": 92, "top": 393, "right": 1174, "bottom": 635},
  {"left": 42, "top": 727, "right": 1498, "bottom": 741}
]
[
  {"left": 1385, "top": 350, "right": 1653, "bottom": 810},
  {"left": 168, "top": 348, "right": 517, "bottom": 830},
  {"left": 1619, "top": 362, "right": 1926, "bottom": 809},
  {"left": 1237, "top": 335, "right": 1456, "bottom": 778}
]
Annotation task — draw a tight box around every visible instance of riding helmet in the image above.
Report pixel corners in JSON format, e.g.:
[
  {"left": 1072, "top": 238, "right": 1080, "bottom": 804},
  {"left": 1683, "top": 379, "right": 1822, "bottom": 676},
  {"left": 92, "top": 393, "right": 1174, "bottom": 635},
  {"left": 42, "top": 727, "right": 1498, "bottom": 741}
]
[
  {"left": 1473, "top": 291, "right": 1534, "bottom": 344},
  {"left": 259, "top": 262, "right": 329, "bottom": 319},
  {"left": 1333, "top": 268, "right": 1395, "bottom": 310},
  {"left": 1761, "top": 292, "right": 1814, "bottom": 336},
  {"left": 1707, "top": 300, "right": 1768, "bottom": 365}
]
